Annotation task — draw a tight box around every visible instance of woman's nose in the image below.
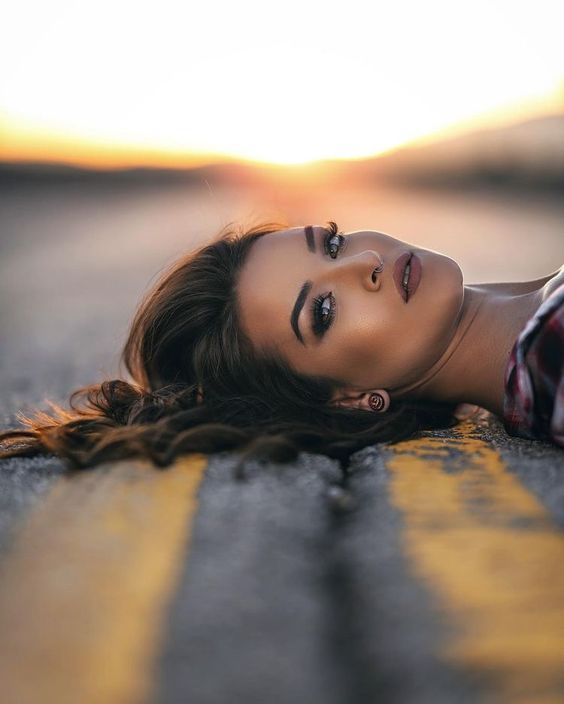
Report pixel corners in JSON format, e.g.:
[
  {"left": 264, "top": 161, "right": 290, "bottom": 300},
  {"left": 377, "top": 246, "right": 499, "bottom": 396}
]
[{"left": 332, "top": 250, "right": 384, "bottom": 290}]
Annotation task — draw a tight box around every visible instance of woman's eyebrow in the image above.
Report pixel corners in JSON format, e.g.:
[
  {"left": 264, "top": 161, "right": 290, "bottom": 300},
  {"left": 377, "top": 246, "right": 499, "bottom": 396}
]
[
  {"left": 304, "top": 225, "right": 316, "bottom": 252},
  {"left": 289, "top": 226, "right": 318, "bottom": 345},
  {"left": 289, "top": 226, "right": 321, "bottom": 344},
  {"left": 290, "top": 280, "right": 312, "bottom": 345}
]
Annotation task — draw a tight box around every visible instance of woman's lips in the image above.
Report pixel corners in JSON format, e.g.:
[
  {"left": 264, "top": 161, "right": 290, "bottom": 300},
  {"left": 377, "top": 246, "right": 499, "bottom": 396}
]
[
  {"left": 407, "top": 253, "right": 422, "bottom": 301},
  {"left": 393, "top": 252, "right": 411, "bottom": 303},
  {"left": 393, "top": 252, "right": 422, "bottom": 303}
]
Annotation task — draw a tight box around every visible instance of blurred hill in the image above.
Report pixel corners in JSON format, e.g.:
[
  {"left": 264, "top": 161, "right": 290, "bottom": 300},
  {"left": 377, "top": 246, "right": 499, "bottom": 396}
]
[
  {"left": 357, "top": 114, "right": 564, "bottom": 191},
  {"left": 1, "top": 114, "right": 563, "bottom": 193}
]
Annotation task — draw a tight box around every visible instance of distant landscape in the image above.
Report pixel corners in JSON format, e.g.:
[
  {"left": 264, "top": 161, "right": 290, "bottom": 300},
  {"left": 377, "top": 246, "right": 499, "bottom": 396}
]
[
  {"left": 1, "top": 114, "right": 563, "bottom": 194},
  {"left": 358, "top": 114, "right": 564, "bottom": 191}
]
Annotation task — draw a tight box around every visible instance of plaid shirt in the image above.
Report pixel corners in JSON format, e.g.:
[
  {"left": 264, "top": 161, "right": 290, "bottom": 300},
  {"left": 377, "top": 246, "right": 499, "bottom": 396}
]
[{"left": 503, "top": 282, "right": 564, "bottom": 447}]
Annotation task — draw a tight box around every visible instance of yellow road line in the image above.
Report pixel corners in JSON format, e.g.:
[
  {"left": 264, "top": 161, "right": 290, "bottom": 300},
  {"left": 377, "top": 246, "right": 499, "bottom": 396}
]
[
  {"left": 387, "top": 422, "right": 564, "bottom": 703},
  {"left": 0, "top": 455, "right": 207, "bottom": 704}
]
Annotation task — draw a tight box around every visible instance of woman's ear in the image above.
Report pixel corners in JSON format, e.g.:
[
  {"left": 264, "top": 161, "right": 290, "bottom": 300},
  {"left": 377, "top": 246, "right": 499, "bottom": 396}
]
[{"left": 330, "top": 388, "right": 391, "bottom": 413}]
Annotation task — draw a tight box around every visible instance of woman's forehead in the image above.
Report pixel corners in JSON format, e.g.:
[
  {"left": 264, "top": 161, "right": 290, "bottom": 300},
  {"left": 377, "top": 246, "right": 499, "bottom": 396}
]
[
  {"left": 258, "top": 226, "right": 308, "bottom": 250},
  {"left": 236, "top": 227, "right": 312, "bottom": 350},
  {"left": 243, "top": 226, "right": 312, "bottom": 269}
]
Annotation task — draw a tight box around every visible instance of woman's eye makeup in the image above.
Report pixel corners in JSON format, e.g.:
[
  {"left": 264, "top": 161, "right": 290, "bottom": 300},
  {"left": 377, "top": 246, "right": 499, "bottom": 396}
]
[
  {"left": 308, "top": 223, "right": 345, "bottom": 338},
  {"left": 312, "top": 292, "right": 336, "bottom": 337},
  {"left": 323, "top": 231, "right": 345, "bottom": 259}
]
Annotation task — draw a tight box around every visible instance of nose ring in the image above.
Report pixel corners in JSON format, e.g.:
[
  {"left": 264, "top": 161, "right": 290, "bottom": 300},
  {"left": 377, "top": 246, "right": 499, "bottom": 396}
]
[{"left": 372, "top": 257, "right": 384, "bottom": 282}]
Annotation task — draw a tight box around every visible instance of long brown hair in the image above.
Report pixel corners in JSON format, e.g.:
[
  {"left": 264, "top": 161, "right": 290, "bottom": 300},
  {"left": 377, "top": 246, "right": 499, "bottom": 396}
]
[{"left": 0, "top": 220, "right": 458, "bottom": 473}]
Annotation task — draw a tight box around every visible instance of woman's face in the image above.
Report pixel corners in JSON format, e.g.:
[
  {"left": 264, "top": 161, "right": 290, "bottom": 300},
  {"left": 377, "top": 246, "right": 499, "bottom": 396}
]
[{"left": 236, "top": 224, "right": 465, "bottom": 397}]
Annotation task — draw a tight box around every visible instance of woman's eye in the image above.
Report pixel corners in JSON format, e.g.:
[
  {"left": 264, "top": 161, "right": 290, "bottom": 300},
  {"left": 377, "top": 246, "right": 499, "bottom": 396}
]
[
  {"left": 324, "top": 232, "right": 344, "bottom": 259},
  {"left": 312, "top": 291, "right": 336, "bottom": 337}
]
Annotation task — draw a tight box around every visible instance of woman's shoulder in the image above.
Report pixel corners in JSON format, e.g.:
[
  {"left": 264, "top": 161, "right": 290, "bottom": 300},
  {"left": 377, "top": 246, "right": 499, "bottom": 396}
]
[
  {"left": 540, "top": 265, "right": 564, "bottom": 303},
  {"left": 478, "top": 265, "right": 564, "bottom": 297}
]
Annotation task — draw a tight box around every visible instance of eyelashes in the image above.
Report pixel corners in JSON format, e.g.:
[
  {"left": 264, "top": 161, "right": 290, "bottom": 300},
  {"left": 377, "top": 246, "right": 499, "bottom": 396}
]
[
  {"left": 312, "top": 291, "right": 336, "bottom": 337},
  {"left": 323, "top": 221, "right": 345, "bottom": 259},
  {"left": 312, "top": 222, "right": 344, "bottom": 337}
]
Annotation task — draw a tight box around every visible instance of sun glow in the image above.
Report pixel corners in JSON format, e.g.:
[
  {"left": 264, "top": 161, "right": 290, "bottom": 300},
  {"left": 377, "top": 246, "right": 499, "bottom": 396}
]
[{"left": 1, "top": 0, "right": 563, "bottom": 168}]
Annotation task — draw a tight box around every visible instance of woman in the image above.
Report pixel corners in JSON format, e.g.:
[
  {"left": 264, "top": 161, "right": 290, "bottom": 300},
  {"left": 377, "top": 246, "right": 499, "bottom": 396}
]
[{"left": 1, "top": 221, "right": 562, "bottom": 471}]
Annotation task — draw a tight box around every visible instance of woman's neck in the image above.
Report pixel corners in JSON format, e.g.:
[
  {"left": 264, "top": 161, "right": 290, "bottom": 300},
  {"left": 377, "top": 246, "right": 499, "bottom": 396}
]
[{"left": 394, "top": 284, "right": 545, "bottom": 417}]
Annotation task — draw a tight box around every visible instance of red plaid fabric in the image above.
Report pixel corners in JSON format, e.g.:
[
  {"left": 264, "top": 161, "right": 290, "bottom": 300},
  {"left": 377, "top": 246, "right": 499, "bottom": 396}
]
[{"left": 503, "top": 282, "right": 564, "bottom": 447}]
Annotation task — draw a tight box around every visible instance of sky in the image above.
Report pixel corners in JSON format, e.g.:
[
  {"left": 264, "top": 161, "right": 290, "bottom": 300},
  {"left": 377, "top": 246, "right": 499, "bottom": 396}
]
[{"left": 1, "top": 0, "right": 563, "bottom": 167}]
